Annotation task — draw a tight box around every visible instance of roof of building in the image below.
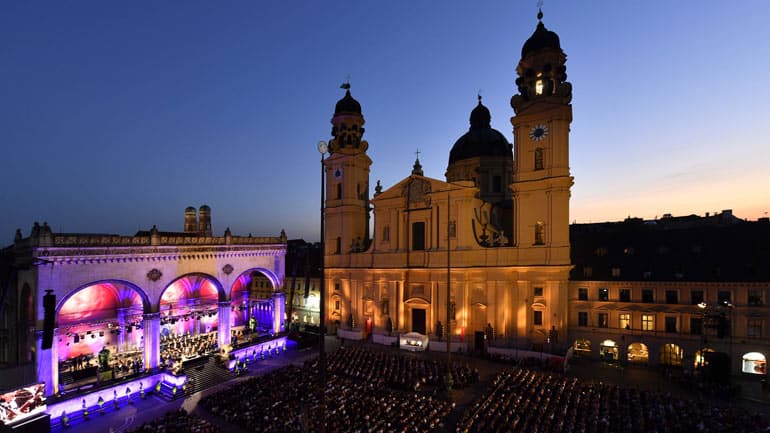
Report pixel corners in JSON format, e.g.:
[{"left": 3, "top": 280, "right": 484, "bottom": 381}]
[
  {"left": 521, "top": 11, "right": 562, "bottom": 58},
  {"left": 570, "top": 211, "right": 770, "bottom": 282},
  {"left": 448, "top": 100, "right": 511, "bottom": 165}
]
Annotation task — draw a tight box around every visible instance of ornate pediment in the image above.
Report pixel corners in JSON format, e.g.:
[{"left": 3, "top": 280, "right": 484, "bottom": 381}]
[{"left": 403, "top": 178, "right": 431, "bottom": 207}]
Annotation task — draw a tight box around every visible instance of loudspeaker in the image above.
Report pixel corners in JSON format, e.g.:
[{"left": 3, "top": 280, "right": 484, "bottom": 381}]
[{"left": 42, "top": 290, "right": 56, "bottom": 349}]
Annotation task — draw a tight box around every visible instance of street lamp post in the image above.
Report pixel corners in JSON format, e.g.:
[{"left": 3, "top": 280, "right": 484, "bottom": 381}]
[{"left": 317, "top": 140, "right": 328, "bottom": 433}]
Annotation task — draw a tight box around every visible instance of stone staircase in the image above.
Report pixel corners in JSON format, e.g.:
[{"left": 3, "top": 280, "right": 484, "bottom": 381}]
[{"left": 183, "top": 357, "right": 233, "bottom": 396}]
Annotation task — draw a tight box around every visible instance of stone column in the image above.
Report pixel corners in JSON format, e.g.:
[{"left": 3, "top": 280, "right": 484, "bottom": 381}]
[
  {"left": 36, "top": 329, "right": 59, "bottom": 396},
  {"left": 117, "top": 308, "right": 126, "bottom": 352},
  {"left": 217, "top": 302, "right": 231, "bottom": 348},
  {"left": 272, "top": 292, "right": 286, "bottom": 334},
  {"left": 142, "top": 313, "right": 161, "bottom": 370}
]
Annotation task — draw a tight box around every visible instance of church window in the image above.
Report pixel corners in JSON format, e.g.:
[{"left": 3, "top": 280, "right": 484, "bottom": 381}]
[
  {"left": 534, "top": 221, "right": 545, "bottom": 245},
  {"left": 335, "top": 237, "right": 341, "bottom": 254},
  {"left": 535, "top": 79, "right": 544, "bottom": 95},
  {"left": 382, "top": 225, "right": 390, "bottom": 242},
  {"left": 611, "top": 267, "right": 621, "bottom": 277},
  {"left": 534, "top": 287, "right": 543, "bottom": 297},
  {"left": 534, "top": 148, "right": 544, "bottom": 170},
  {"left": 583, "top": 267, "right": 593, "bottom": 278},
  {"left": 533, "top": 310, "right": 543, "bottom": 326},
  {"left": 334, "top": 300, "right": 340, "bottom": 312},
  {"left": 411, "top": 222, "right": 425, "bottom": 251},
  {"left": 336, "top": 183, "right": 342, "bottom": 199}
]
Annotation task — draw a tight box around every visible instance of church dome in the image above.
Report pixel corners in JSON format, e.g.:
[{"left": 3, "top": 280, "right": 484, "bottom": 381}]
[
  {"left": 334, "top": 90, "right": 362, "bottom": 115},
  {"left": 521, "top": 12, "right": 561, "bottom": 58},
  {"left": 448, "top": 100, "right": 511, "bottom": 165}
]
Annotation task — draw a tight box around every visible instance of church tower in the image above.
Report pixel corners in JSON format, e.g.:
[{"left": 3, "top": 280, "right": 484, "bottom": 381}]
[
  {"left": 510, "top": 9, "right": 573, "bottom": 264},
  {"left": 324, "top": 86, "right": 372, "bottom": 257}
]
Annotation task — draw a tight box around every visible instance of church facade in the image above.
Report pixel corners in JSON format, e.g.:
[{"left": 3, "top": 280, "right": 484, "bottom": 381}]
[{"left": 323, "top": 12, "right": 573, "bottom": 351}]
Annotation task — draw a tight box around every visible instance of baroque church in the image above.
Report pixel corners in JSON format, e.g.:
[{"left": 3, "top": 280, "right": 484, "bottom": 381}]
[{"left": 323, "top": 10, "right": 573, "bottom": 350}]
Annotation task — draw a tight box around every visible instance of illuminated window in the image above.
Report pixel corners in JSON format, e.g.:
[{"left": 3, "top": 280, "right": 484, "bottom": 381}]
[
  {"left": 334, "top": 300, "right": 340, "bottom": 311},
  {"left": 535, "top": 79, "right": 544, "bottom": 95},
  {"left": 533, "top": 310, "right": 543, "bottom": 326},
  {"left": 619, "top": 313, "right": 630, "bottom": 330},
  {"left": 534, "top": 148, "right": 544, "bottom": 170},
  {"left": 641, "top": 314, "right": 654, "bottom": 331},
  {"left": 597, "top": 313, "right": 608, "bottom": 328},
  {"left": 611, "top": 267, "right": 621, "bottom": 277},
  {"left": 534, "top": 221, "right": 545, "bottom": 245},
  {"left": 578, "top": 312, "right": 588, "bottom": 327},
  {"left": 598, "top": 288, "right": 609, "bottom": 301}
]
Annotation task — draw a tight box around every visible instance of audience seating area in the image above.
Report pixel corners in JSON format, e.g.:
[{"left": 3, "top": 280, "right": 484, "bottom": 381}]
[{"left": 456, "top": 367, "right": 768, "bottom": 433}]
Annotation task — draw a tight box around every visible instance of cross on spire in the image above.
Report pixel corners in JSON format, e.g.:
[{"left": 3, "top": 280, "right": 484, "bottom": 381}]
[{"left": 415, "top": 149, "right": 421, "bottom": 160}]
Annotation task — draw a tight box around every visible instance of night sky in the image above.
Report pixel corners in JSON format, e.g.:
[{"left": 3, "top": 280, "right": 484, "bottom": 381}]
[{"left": 2, "top": 1, "right": 769, "bottom": 243}]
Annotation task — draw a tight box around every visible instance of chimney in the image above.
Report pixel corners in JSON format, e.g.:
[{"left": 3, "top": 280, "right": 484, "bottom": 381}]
[
  {"left": 184, "top": 207, "right": 197, "bottom": 233},
  {"left": 198, "top": 205, "right": 212, "bottom": 236}
]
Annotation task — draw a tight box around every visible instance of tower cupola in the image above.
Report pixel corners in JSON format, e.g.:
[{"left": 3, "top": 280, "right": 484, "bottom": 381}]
[
  {"left": 329, "top": 84, "right": 368, "bottom": 155},
  {"left": 511, "top": 9, "right": 572, "bottom": 114}
]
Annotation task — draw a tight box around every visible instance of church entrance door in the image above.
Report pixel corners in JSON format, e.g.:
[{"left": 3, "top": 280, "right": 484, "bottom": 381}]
[{"left": 411, "top": 309, "right": 426, "bottom": 335}]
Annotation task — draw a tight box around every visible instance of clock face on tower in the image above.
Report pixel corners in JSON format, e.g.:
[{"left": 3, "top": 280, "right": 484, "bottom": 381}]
[
  {"left": 334, "top": 168, "right": 343, "bottom": 179},
  {"left": 529, "top": 124, "right": 549, "bottom": 141}
]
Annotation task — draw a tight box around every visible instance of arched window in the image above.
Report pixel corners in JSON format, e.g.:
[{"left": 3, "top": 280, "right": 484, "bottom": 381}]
[
  {"left": 534, "top": 147, "right": 544, "bottom": 170},
  {"left": 336, "top": 183, "right": 342, "bottom": 199},
  {"left": 742, "top": 352, "right": 766, "bottom": 374}
]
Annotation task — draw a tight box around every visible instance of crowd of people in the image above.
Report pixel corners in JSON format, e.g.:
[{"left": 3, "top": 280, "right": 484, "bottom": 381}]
[
  {"left": 456, "top": 367, "right": 768, "bottom": 433},
  {"left": 327, "top": 345, "right": 479, "bottom": 391},
  {"left": 200, "top": 346, "right": 457, "bottom": 432},
  {"left": 159, "top": 331, "right": 218, "bottom": 367},
  {"left": 126, "top": 408, "right": 224, "bottom": 433}
]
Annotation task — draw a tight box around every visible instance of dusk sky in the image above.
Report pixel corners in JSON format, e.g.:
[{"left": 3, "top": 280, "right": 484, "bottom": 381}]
[{"left": 2, "top": 1, "right": 769, "bottom": 244}]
